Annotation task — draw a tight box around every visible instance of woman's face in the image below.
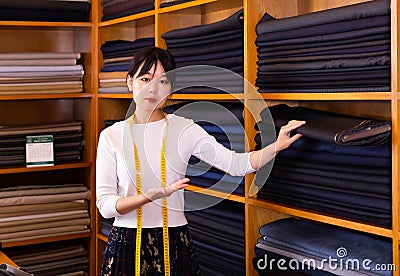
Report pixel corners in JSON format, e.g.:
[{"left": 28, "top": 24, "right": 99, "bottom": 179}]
[{"left": 127, "top": 61, "right": 172, "bottom": 112}]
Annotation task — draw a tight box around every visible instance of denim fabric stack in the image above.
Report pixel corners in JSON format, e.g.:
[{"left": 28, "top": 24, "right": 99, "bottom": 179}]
[
  {"left": 254, "top": 104, "right": 392, "bottom": 226},
  {"left": 253, "top": 218, "right": 392, "bottom": 276},
  {"left": 164, "top": 101, "right": 246, "bottom": 195},
  {"left": 255, "top": 0, "right": 391, "bottom": 92},
  {"left": 162, "top": 9, "right": 244, "bottom": 94},
  {"left": 185, "top": 194, "right": 245, "bottom": 275},
  {"left": 101, "top": 0, "right": 154, "bottom": 21},
  {"left": 99, "top": 37, "right": 154, "bottom": 94},
  {"left": 0, "top": 0, "right": 90, "bottom": 21}
]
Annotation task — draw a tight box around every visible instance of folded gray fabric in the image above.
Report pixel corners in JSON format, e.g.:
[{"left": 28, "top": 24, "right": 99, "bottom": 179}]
[{"left": 256, "top": 0, "right": 389, "bottom": 35}]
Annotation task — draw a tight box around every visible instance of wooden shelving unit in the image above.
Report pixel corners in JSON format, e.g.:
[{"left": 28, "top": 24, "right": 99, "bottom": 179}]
[{"left": 94, "top": 0, "right": 400, "bottom": 275}]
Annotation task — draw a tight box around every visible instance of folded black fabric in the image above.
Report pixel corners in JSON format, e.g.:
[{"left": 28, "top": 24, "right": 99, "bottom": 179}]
[
  {"left": 261, "top": 104, "right": 391, "bottom": 146},
  {"left": 168, "top": 38, "right": 243, "bottom": 57},
  {"left": 162, "top": 9, "right": 243, "bottom": 39},
  {"left": 101, "top": 38, "right": 155, "bottom": 54},
  {"left": 257, "top": 65, "right": 391, "bottom": 76},
  {"left": 256, "top": 79, "right": 390, "bottom": 89},
  {"left": 165, "top": 29, "right": 241, "bottom": 45},
  {"left": 102, "top": 0, "right": 153, "bottom": 16},
  {"left": 176, "top": 55, "right": 243, "bottom": 68},
  {"left": 256, "top": 15, "right": 389, "bottom": 43},
  {"left": 102, "top": 4, "right": 154, "bottom": 21},
  {"left": 257, "top": 31, "right": 390, "bottom": 53},
  {"left": 0, "top": 8, "right": 88, "bottom": 21},
  {"left": 256, "top": 0, "right": 389, "bottom": 35},
  {"left": 173, "top": 48, "right": 243, "bottom": 63},
  {"left": 166, "top": 32, "right": 243, "bottom": 49},
  {"left": 0, "top": 0, "right": 90, "bottom": 11},
  {"left": 256, "top": 69, "right": 390, "bottom": 83}
]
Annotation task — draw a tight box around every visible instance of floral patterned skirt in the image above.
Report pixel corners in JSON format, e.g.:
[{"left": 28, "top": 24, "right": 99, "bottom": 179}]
[{"left": 101, "top": 225, "right": 201, "bottom": 276}]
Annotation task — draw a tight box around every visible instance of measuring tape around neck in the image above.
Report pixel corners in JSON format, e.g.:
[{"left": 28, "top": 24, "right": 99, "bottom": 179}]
[{"left": 130, "top": 115, "right": 170, "bottom": 276}]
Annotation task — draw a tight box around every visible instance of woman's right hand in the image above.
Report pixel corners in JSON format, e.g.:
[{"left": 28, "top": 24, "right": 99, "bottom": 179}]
[{"left": 145, "top": 177, "right": 190, "bottom": 201}]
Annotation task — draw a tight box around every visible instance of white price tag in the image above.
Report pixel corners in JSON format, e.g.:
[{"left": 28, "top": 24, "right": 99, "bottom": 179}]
[{"left": 26, "top": 135, "right": 54, "bottom": 167}]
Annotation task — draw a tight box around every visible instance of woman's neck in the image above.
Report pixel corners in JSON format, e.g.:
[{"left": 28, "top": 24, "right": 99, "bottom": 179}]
[{"left": 133, "top": 108, "right": 165, "bottom": 124}]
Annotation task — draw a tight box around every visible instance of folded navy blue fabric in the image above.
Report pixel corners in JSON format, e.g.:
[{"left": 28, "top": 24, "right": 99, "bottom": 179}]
[
  {"left": 0, "top": 8, "right": 88, "bottom": 21},
  {"left": 189, "top": 227, "right": 244, "bottom": 255},
  {"left": 186, "top": 165, "right": 244, "bottom": 185},
  {"left": 261, "top": 104, "right": 391, "bottom": 147},
  {"left": 257, "top": 32, "right": 390, "bottom": 53},
  {"left": 199, "top": 124, "right": 244, "bottom": 135},
  {"left": 187, "top": 175, "right": 244, "bottom": 195},
  {"left": 174, "top": 86, "right": 243, "bottom": 94},
  {"left": 101, "top": 38, "right": 155, "bottom": 54},
  {"left": 166, "top": 32, "right": 243, "bottom": 49},
  {"left": 258, "top": 218, "right": 392, "bottom": 275},
  {"left": 257, "top": 50, "right": 390, "bottom": 65},
  {"left": 176, "top": 55, "right": 243, "bottom": 68},
  {"left": 162, "top": 9, "right": 243, "bottom": 39},
  {"left": 257, "top": 65, "right": 390, "bottom": 76},
  {"left": 169, "top": 38, "right": 243, "bottom": 57},
  {"left": 100, "top": 64, "right": 130, "bottom": 72},
  {"left": 102, "top": 0, "right": 153, "bottom": 16},
  {"left": 256, "top": 15, "right": 389, "bottom": 44},
  {"left": 256, "top": 69, "right": 390, "bottom": 83},
  {"left": 185, "top": 212, "right": 243, "bottom": 239},
  {"left": 185, "top": 193, "right": 244, "bottom": 222},
  {"left": 258, "top": 55, "right": 390, "bottom": 73},
  {"left": 163, "top": 101, "right": 244, "bottom": 124},
  {"left": 256, "top": 0, "right": 389, "bottom": 35},
  {"left": 257, "top": 31, "right": 390, "bottom": 53},
  {"left": 173, "top": 48, "right": 243, "bottom": 63},
  {"left": 165, "top": 29, "right": 241, "bottom": 45},
  {"left": 277, "top": 147, "right": 391, "bottom": 167},
  {"left": 102, "top": 3, "right": 154, "bottom": 21},
  {"left": 193, "top": 239, "right": 245, "bottom": 263},
  {"left": 258, "top": 87, "right": 391, "bottom": 93},
  {"left": 256, "top": 79, "right": 390, "bottom": 89},
  {"left": 257, "top": 191, "right": 391, "bottom": 227}
]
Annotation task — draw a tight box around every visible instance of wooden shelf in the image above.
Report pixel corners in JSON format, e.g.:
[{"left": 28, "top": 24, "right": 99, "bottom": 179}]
[
  {"left": 171, "top": 94, "right": 244, "bottom": 101},
  {"left": 0, "top": 252, "right": 17, "bottom": 267},
  {"left": 186, "top": 184, "right": 245, "bottom": 203},
  {"left": 0, "top": 93, "right": 93, "bottom": 101},
  {"left": 0, "top": 162, "right": 92, "bottom": 175},
  {"left": 256, "top": 92, "right": 392, "bottom": 101},
  {"left": 98, "top": 10, "right": 155, "bottom": 27},
  {"left": 247, "top": 198, "right": 393, "bottom": 238},
  {"left": 158, "top": 0, "right": 218, "bottom": 14},
  {"left": 1, "top": 232, "right": 92, "bottom": 248},
  {"left": 97, "top": 93, "right": 132, "bottom": 99},
  {"left": 0, "top": 21, "right": 92, "bottom": 27},
  {"left": 97, "top": 233, "right": 108, "bottom": 243}
]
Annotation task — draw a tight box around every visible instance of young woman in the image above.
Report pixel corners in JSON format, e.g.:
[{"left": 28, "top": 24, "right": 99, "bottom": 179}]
[{"left": 96, "top": 47, "right": 305, "bottom": 275}]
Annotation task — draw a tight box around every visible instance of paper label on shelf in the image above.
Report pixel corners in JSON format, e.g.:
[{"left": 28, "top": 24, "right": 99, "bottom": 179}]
[{"left": 26, "top": 135, "right": 54, "bottom": 167}]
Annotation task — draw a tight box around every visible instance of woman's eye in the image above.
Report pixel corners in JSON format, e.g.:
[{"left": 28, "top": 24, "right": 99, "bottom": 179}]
[
  {"left": 140, "top": 78, "right": 150, "bottom": 82},
  {"left": 160, "top": 79, "right": 170, "bottom": 85}
]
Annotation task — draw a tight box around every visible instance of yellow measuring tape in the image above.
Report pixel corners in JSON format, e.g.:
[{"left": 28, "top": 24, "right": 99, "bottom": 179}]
[{"left": 131, "top": 115, "right": 170, "bottom": 276}]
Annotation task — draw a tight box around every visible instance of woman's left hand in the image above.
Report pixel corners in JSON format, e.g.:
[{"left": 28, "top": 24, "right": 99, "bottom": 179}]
[{"left": 275, "top": 120, "right": 305, "bottom": 152}]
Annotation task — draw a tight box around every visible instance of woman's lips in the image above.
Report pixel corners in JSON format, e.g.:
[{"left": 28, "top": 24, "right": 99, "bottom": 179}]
[{"left": 145, "top": 97, "right": 156, "bottom": 103}]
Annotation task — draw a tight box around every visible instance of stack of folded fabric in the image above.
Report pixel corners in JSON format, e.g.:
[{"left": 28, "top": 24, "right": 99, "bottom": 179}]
[
  {"left": 162, "top": 9, "right": 244, "bottom": 94},
  {"left": 254, "top": 104, "right": 392, "bottom": 226},
  {"left": 253, "top": 218, "right": 392, "bottom": 276},
  {"left": 0, "top": 52, "right": 84, "bottom": 95},
  {"left": 185, "top": 193, "right": 245, "bottom": 275},
  {"left": 0, "top": 0, "right": 90, "bottom": 21},
  {"left": 4, "top": 241, "right": 89, "bottom": 275},
  {"left": 164, "top": 101, "right": 246, "bottom": 195},
  {"left": 100, "top": 217, "right": 114, "bottom": 237},
  {"left": 255, "top": 0, "right": 391, "bottom": 92},
  {"left": 160, "top": 0, "right": 195, "bottom": 8},
  {"left": 0, "top": 121, "right": 84, "bottom": 166},
  {"left": 99, "top": 38, "right": 155, "bottom": 94},
  {"left": 101, "top": 0, "right": 154, "bottom": 21},
  {"left": 0, "top": 184, "right": 90, "bottom": 244}
]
